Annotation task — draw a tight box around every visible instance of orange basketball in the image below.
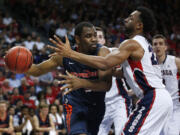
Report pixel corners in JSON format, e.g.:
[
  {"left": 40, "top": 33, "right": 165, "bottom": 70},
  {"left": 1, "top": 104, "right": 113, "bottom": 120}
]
[{"left": 4, "top": 46, "right": 33, "bottom": 73}]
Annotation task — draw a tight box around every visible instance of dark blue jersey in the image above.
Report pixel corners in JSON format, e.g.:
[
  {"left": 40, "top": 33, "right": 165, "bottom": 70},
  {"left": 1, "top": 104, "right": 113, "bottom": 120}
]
[
  {"left": 63, "top": 44, "right": 105, "bottom": 104},
  {"left": 37, "top": 114, "right": 50, "bottom": 127},
  {"left": 0, "top": 113, "right": 9, "bottom": 128}
]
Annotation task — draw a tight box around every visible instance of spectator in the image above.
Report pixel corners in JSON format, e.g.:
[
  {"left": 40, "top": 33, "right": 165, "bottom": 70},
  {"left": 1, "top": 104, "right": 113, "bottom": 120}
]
[
  {"left": 1, "top": 79, "right": 13, "bottom": 95},
  {"left": 49, "top": 104, "right": 66, "bottom": 135},
  {"left": 23, "top": 91, "right": 36, "bottom": 110},
  {"left": 8, "top": 73, "right": 21, "bottom": 88},
  {"left": 11, "top": 87, "right": 24, "bottom": 105},
  {"left": 33, "top": 104, "right": 55, "bottom": 135},
  {"left": 35, "top": 36, "right": 45, "bottom": 51},
  {"left": 3, "top": 12, "right": 13, "bottom": 26},
  {"left": 23, "top": 35, "right": 35, "bottom": 50},
  {"left": 0, "top": 101, "right": 14, "bottom": 135},
  {"left": 45, "top": 86, "right": 56, "bottom": 104}
]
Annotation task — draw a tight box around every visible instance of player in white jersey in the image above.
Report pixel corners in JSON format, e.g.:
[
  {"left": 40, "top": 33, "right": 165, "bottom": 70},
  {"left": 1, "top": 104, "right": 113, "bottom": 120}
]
[
  {"left": 96, "top": 27, "right": 132, "bottom": 135},
  {"left": 98, "top": 76, "right": 132, "bottom": 135},
  {"left": 152, "top": 34, "right": 180, "bottom": 135},
  {"left": 48, "top": 6, "right": 173, "bottom": 135}
]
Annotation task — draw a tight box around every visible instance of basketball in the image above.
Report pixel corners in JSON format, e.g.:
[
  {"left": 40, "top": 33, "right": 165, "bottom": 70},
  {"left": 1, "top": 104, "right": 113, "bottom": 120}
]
[{"left": 4, "top": 46, "right": 33, "bottom": 73}]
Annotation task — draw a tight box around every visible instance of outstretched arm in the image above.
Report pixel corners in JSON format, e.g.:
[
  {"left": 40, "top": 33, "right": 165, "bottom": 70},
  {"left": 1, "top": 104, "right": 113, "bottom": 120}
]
[
  {"left": 26, "top": 55, "right": 63, "bottom": 77},
  {"left": 60, "top": 47, "right": 112, "bottom": 94},
  {"left": 48, "top": 35, "right": 144, "bottom": 70}
]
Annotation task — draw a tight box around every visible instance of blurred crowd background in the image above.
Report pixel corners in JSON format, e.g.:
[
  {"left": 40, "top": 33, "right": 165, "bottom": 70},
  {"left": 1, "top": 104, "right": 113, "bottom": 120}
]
[{"left": 0, "top": 0, "right": 179, "bottom": 135}]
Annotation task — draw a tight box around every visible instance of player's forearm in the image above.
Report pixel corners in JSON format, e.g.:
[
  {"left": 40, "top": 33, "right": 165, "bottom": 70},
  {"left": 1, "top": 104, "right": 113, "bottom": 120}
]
[
  {"left": 26, "top": 64, "right": 53, "bottom": 77},
  {"left": 69, "top": 51, "right": 110, "bottom": 70},
  {"left": 0, "top": 128, "right": 9, "bottom": 132},
  {"left": 81, "top": 79, "right": 111, "bottom": 92},
  {"left": 35, "top": 127, "right": 52, "bottom": 132}
]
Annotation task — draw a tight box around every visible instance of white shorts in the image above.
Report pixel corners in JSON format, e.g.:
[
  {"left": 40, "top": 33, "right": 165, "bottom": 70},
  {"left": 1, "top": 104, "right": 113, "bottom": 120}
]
[
  {"left": 122, "top": 89, "right": 173, "bottom": 135},
  {"left": 163, "top": 104, "right": 180, "bottom": 135},
  {"left": 98, "top": 96, "right": 131, "bottom": 135}
]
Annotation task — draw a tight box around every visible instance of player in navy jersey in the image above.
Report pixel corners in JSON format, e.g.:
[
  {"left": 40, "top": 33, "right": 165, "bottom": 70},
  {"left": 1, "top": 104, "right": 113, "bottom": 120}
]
[
  {"left": 33, "top": 104, "right": 55, "bottom": 135},
  {"left": 0, "top": 101, "right": 14, "bottom": 135},
  {"left": 26, "top": 22, "right": 112, "bottom": 135},
  {"left": 58, "top": 26, "right": 132, "bottom": 135},
  {"left": 48, "top": 7, "right": 173, "bottom": 135}
]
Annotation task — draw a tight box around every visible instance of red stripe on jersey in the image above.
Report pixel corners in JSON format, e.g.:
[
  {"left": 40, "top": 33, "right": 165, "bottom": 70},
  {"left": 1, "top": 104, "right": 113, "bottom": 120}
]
[
  {"left": 177, "top": 73, "right": 180, "bottom": 102},
  {"left": 128, "top": 59, "right": 154, "bottom": 94}
]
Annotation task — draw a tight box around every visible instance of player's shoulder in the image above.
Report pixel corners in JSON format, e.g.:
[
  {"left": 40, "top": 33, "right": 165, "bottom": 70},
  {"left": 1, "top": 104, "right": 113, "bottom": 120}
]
[{"left": 119, "top": 39, "right": 143, "bottom": 52}]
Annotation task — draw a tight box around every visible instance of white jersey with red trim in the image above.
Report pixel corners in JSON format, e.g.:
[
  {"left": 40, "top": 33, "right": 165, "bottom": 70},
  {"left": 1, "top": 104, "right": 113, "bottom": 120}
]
[
  {"left": 122, "top": 35, "right": 165, "bottom": 98},
  {"left": 159, "top": 55, "right": 180, "bottom": 104}
]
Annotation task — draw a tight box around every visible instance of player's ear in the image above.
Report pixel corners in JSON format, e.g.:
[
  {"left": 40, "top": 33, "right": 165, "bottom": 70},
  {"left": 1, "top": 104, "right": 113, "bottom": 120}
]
[
  {"left": 75, "top": 36, "right": 80, "bottom": 45},
  {"left": 137, "top": 22, "right": 143, "bottom": 31}
]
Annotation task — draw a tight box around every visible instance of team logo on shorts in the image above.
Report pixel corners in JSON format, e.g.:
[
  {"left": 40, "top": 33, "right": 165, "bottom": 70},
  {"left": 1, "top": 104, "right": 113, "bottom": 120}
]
[
  {"left": 128, "top": 106, "right": 145, "bottom": 132},
  {"left": 65, "top": 98, "right": 68, "bottom": 104}
]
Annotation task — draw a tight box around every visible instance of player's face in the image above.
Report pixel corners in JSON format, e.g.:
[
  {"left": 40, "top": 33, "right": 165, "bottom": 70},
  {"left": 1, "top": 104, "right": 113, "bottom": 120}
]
[
  {"left": 50, "top": 106, "right": 57, "bottom": 114},
  {"left": 0, "top": 103, "right": 7, "bottom": 113},
  {"left": 96, "top": 30, "right": 105, "bottom": 45},
  {"left": 79, "top": 27, "right": 97, "bottom": 53},
  {"left": 41, "top": 107, "right": 49, "bottom": 115},
  {"left": 152, "top": 38, "right": 167, "bottom": 57},
  {"left": 22, "top": 108, "right": 29, "bottom": 116},
  {"left": 124, "top": 11, "right": 141, "bottom": 35}
]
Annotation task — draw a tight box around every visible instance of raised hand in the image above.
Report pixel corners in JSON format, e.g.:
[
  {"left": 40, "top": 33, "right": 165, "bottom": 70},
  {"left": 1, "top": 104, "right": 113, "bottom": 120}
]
[
  {"left": 48, "top": 35, "right": 72, "bottom": 58},
  {"left": 59, "top": 71, "right": 84, "bottom": 95}
]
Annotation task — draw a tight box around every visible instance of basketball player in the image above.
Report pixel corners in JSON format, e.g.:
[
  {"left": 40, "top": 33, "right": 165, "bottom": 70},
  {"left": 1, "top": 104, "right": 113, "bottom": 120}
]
[
  {"left": 48, "top": 7, "right": 173, "bottom": 135},
  {"left": 33, "top": 104, "right": 55, "bottom": 135},
  {"left": 0, "top": 101, "right": 14, "bottom": 135},
  {"left": 26, "top": 22, "right": 112, "bottom": 135},
  {"left": 152, "top": 34, "right": 180, "bottom": 135},
  {"left": 58, "top": 27, "right": 131, "bottom": 135},
  {"left": 96, "top": 27, "right": 132, "bottom": 135}
]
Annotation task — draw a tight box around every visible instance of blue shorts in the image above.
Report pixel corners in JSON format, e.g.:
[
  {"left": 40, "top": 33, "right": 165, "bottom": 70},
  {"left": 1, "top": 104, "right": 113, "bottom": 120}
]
[{"left": 63, "top": 95, "right": 105, "bottom": 135}]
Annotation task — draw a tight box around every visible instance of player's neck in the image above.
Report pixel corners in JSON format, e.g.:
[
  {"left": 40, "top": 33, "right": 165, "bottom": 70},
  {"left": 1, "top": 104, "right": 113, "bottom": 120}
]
[
  {"left": 157, "top": 54, "right": 166, "bottom": 64},
  {"left": 40, "top": 112, "right": 47, "bottom": 118},
  {"left": 129, "top": 31, "right": 143, "bottom": 38},
  {"left": 78, "top": 46, "right": 89, "bottom": 54}
]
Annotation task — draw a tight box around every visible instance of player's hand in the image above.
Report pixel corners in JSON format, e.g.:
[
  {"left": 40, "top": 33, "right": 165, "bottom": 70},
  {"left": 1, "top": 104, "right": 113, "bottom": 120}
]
[
  {"left": 47, "top": 35, "right": 72, "bottom": 58},
  {"left": 59, "top": 71, "right": 84, "bottom": 95}
]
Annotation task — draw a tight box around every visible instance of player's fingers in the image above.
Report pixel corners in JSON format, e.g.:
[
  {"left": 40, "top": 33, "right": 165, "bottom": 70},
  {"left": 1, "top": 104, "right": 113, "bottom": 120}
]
[
  {"left": 64, "top": 88, "right": 73, "bottom": 95},
  {"left": 65, "top": 35, "right": 70, "bottom": 45},
  {"left": 54, "top": 35, "right": 64, "bottom": 45},
  {"left": 59, "top": 74, "right": 70, "bottom": 79},
  {"left": 61, "top": 84, "right": 71, "bottom": 91},
  {"left": 58, "top": 80, "right": 72, "bottom": 85},
  {"left": 66, "top": 70, "right": 73, "bottom": 77},
  {"left": 49, "top": 38, "right": 59, "bottom": 47},
  {"left": 48, "top": 52, "right": 57, "bottom": 57},
  {"left": 47, "top": 45, "right": 61, "bottom": 52}
]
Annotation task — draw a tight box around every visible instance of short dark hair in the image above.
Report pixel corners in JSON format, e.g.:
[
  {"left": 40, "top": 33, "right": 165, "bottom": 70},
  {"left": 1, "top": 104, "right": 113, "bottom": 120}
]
[
  {"left": 39, "top": 104, "right": 49, "bottom": 109},
  {"left": 152, "top": 34, "right": 167, "bottom": 45},
  {"left": 95, "top": 26, "right": 105, "bottom": 37},
  {"left": 21, "top": 105, "right": 29, "bottom": 110},
  {"left": 49, "top": 104, "right": 59, "bottom": 112},
  {"left": 75, "top": 22, "right": 94, "bottom": 36},
  {"left": 136, "top": 6, "right": 156, "bottom": 34}
]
